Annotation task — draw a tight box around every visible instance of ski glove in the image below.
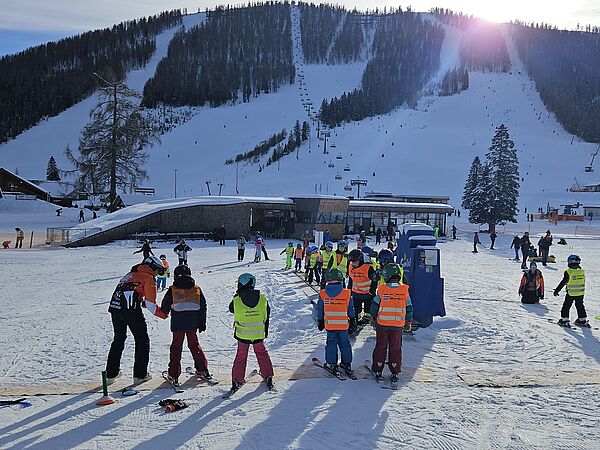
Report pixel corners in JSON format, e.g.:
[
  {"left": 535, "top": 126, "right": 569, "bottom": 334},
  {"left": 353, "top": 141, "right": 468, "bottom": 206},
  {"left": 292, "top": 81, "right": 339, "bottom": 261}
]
[
  {"left": 318, "top": 319, "right": 325, "bottom": 331},
  {"left": 198, "top": 324, "right": 206, "bottom": 333},
  {"left": 403, "top": 322, "right": 412, "bottom": 333},
  {"left": 553, "top": 289, "right": 560, "bottom": 297}
]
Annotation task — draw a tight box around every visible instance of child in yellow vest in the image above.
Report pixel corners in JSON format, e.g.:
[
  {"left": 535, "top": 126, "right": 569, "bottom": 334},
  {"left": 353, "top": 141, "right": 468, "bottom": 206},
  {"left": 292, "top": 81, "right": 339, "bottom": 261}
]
[{"left": 156, "top": 254, "right": 171, "bottom": 291}]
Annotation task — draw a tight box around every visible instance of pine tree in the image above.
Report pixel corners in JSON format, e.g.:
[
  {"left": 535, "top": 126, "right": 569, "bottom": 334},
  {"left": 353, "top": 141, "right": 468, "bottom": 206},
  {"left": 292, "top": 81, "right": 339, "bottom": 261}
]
[
  {"left": 301, "top": 121, "right": 310, "bottom": 141},
  {"left": 46, "top": 156, "right": 61, "bottom": 181},
  {"left": 483, "top": 124, "right": 520, "bottom": 232},
  {"left": 461, "top": 156, "right": 481, "bottom": 210},
  {"left": 66, "top": 73, "right": 159, "bottom": 209}
]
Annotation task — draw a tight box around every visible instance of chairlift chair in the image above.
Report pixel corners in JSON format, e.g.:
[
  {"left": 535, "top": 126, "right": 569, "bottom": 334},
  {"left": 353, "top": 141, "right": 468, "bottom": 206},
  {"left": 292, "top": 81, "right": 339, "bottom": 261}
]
[
  {"left": 344, "top": 164, "right": 350, "bottom": 172},
  {"left": 336, "top": 153, "right": 342, "bottom": 160},
  {"left": 335, "top": 172, "right": 342, "bottom": 180}
]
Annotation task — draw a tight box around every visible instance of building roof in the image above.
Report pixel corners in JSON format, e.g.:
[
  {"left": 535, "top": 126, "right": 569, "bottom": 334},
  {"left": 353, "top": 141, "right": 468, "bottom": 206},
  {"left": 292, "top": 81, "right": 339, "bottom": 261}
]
[
  {"left": 349, "top": 200, "right": 453, "bottom": 212},
  {"left": 29, "top": 180, "right": 76, "bottom": 198},
  {"left": 0, "top": 167, "right": 50, "bottom": 197}
]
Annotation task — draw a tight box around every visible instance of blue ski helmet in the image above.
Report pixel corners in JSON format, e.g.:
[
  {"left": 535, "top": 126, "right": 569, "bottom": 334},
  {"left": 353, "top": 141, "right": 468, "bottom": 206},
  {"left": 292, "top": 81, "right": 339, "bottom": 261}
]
[
  {"left": 378, "top": 249, "right": 394, "bottom": 264},
  {"left": 325, "top": 241, "right": 333, "bottom": 248},
  {"left": 567, "top": 255, "right": 581, "bottom": 265},
  {"left": 238, "top": 273, "right": 256, "bottom": 289},
  {"left": 361, "top": 246, "right": 373, "bottom": 256}
]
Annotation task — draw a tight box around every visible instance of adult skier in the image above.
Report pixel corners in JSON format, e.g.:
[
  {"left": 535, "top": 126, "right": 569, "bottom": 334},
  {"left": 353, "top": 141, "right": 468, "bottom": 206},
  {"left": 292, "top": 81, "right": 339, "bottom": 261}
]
[
  {"left": 510, "top": 235, "right": 521, "bottom": 260},
  {"left": 157, "top": 265, "right": 212, "bottom": 388},
  {"left": 173, "top": 239, "right": 192, "bottom": 266},
  {"left": 133, "top": 239, "right": 154, "bottom": 260},
  {"left": 518, "top": 261, "right": 544, "bottom": 304},
  {"left": 520, "top": 232, "right": 531, "bottom": 269},
  {"left": 473, "top": 232, "right": 480, "bottom": 253},
  {"left": 538, "top": 230, "right": 553, "bottom": 266},
  {"left": 229, "top": 273, "right": 274, "bottom": 390},
  {"left": 489, "top": 231, "right": 497, "bottom": 250},
  {"left": 347, "top": 249, "right": 377, "bottom": 326},
  {"left": 105, "top": 256, "right": 165, "bottom": 384},
  {"left": 369, "top": 264, "right": 412, "bottom": 382},
  {"left": 554, "top": 255, "right": 589, "bottom": 327},
  {"left": 317, "top": 269, "right": 356, "bottom": 377},
  {"left": 14, "top": 227, "right": 24, "bottom": 249}
]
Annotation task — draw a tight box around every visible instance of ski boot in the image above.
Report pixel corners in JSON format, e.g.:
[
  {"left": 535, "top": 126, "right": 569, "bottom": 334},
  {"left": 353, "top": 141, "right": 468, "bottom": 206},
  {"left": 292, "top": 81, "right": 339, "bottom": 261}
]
[
  {"left": 166, "top": 375, "right": 182, "bottom": 390},
  {"left": 574, "top": 318, "right": 591, "bottom": 328},
  {"left": 323, "top": 362, "right": 340, "bottom": 375},
  {"left": 557, "top": 318, "right": 571, "bottom": 327},
  {"left": 374, "top": 371, "right": 385, "bottom": 382},
  {"left": 264, "top": 376, "right": 275, "bottom": 391},
  {"left": 133, "top": 373, "right": 152, "bottom": 384},
  {"left": 107, "top": 370, "right": 122, "bottom": 385},
  {"left": 340, "top": 362, "right": 357, "bottom": 379},
  {"left": 390, "top": 373, "right": 399, "bottom": 384}
]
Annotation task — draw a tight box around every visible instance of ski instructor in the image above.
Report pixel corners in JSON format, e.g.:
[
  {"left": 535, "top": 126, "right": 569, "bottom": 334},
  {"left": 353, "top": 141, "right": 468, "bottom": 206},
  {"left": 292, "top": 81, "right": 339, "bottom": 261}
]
[{"left": 105, "top": 255, "right": 166, "bottom": 384}]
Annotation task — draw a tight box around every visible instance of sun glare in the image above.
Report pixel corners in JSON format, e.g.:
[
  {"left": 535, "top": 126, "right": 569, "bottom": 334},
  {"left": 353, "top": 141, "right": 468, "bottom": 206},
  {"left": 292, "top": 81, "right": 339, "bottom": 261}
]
[{"left": 457, "top": 0, "right": 567, "bottom": 26}]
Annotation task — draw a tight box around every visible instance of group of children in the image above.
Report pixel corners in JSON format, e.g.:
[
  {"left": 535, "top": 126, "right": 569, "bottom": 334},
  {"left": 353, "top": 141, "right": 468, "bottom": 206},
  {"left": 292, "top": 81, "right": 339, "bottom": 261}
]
[{"left": 105, "top": 234, "right": 589, "bottom": 392}]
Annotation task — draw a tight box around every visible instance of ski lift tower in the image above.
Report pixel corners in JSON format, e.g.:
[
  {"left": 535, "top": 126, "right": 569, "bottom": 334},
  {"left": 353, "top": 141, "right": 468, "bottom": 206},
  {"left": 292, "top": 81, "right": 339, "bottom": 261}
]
[
  {"left": 585, "top": 145, "right": 600, "bottom": 172},
  {"left": 350, "top": 178, "right": 368, "bottom": 198}
]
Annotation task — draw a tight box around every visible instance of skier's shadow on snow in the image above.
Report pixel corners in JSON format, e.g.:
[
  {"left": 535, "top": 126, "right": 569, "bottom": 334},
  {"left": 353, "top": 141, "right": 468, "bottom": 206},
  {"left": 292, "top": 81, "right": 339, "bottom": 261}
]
[
  {"left": 0, "top": 391, "right": 163, "bottom": 449},
  {"left": 129, "top": 386, "right": 267, "bottom": 449},
  {"left": 520, "top": 303, "right": 549, "bottom": 317},
  {"left": 560, "top": 326, "right": 600, "bottom": 365},
  {"left": 234, "top": 326, "right": 440, "bottom": 449},
  {"left": 0, "top": 393, "right": 88, "bottom": 446}
]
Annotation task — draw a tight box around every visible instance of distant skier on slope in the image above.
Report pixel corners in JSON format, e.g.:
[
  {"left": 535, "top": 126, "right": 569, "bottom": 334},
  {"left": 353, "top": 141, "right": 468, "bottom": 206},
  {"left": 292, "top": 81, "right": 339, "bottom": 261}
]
[
  {"left": 317, "top": 269, "right": 356, "bottom": 377},
  {"left": 554, "top": 255, "right": 589, "bottom": 327},
  {"left": 228, "top": 273, "right": 274, "bottom": 391},
  {"left": 518, "top": 261, "right": 544, "bottom": 304}
]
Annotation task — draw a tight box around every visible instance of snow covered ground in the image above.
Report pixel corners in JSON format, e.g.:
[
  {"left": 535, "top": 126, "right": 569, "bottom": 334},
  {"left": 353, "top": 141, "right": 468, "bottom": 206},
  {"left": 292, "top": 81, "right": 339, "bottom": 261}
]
[{"left": 1, "top": 235, "right": 599, "bottom": 449}]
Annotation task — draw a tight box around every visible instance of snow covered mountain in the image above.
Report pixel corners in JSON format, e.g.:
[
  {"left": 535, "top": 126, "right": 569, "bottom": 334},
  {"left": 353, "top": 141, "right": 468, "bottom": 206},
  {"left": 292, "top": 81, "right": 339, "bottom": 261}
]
[{"left": 1, "top": 5, "right": 599, "bottom": 217}]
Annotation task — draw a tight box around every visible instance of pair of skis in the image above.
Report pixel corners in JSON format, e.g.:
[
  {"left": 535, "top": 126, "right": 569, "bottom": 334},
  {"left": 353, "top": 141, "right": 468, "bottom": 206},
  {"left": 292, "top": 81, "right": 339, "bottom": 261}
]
[
  {"left": 222, "top": 370, "right": 277, "bottom": 399},
  {"left": 311, "top": 358, "right": 357, "bottom": 380},
  {"left": 549, "top": 318, "right": 597, "bottom": 330},
  {"left": 161, "top": 367, "right": 220, "bottom": 393},
  {"left": 363, "top": 360, "right": 399, "bottom": 390}
]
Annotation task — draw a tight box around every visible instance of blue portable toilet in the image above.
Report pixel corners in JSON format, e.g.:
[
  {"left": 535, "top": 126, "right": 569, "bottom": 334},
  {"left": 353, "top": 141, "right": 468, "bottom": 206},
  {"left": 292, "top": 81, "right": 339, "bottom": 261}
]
[{"left": 395, "top": 223, "right": 445, "bottom": 327}]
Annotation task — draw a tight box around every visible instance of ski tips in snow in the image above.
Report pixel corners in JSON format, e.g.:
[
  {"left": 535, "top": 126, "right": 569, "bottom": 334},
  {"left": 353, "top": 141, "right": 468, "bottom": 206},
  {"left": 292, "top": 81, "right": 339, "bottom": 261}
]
[
  {"left": 222, "top": 369, "right": 259, "bottom": 399},
  {"left": 162, "top": 371, "right": 184, "bottom": 393}
]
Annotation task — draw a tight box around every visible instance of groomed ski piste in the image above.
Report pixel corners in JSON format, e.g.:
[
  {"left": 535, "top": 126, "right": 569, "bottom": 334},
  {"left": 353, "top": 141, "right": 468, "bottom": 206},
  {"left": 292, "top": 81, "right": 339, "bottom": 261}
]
[{"left": 1, "top": 220, "right": 600, "bottom": 449}]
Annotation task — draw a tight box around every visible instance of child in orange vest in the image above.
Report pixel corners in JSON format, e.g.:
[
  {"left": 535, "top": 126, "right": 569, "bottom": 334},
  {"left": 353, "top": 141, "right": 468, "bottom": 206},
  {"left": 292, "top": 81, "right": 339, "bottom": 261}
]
[
  {"left": 294, "top": 244, "right": 304, "bottom": 272},
  {"left": 369, "top": 263, "right": 413, "bottom": 383},
  {"left": 316, "top": 269, "right": 356, "bottom": 377}
]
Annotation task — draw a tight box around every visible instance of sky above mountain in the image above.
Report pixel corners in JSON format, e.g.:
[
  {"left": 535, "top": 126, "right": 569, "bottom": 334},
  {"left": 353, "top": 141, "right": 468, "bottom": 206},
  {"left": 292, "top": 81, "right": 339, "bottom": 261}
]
[{"left": 1, "top": 0, "right": 599, "bottom": 56}]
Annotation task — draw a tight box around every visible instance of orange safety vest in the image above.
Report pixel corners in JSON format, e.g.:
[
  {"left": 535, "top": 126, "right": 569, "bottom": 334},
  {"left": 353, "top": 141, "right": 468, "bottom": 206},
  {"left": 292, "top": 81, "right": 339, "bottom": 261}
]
[
  {"left": 349, "top": 263, "right": 372, "bottom": 295},
  {"left": 171, "top": 286, "right": 202, "bottom": 312},
  {"left": 321, "top": 288, "right": 351, "bottom": 330},
  {"left": 295, "top": 248, "right": 304, "bottom": 259},
  {"left": 376, "top": 284, "right": 408, "bottom": 327}
]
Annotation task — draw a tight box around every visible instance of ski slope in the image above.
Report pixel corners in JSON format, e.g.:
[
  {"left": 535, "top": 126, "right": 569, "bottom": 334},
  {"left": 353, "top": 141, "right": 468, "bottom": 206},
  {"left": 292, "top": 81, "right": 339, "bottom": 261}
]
[
  {"left": 1, "top": 235, "right": 599, "bottom": 448},
  {"left": 1, "top": 10, "right": 598, "bottom": 220}
]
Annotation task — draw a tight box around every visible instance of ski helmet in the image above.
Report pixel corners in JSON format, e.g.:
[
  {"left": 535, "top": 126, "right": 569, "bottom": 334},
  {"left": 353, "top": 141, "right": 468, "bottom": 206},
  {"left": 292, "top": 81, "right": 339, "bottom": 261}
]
[
  {"left": 337, "top": 240, "right": 348, "bottom": 250},
  {"left": 348, "top": 249, "right": 363, "bottom": 262},
  {"left": 238, "top": 272, "right": 256, "bottom": 289},
  {"left": 288, "top": 242, "right": 293, "bottom": 246},
  {"left": 382, "top": 263, "right": 402, "bottom": 283},
  {"left": 361, "top": 245, "right": 373, "bottom": 256},
  {"left": 325, "top": 241, "right": 333, "bottom": 249},
  {"left": 378, "top": 249, "right": 394, "bottom": 264},
  {"left": 174, "top": 264, "right": 191, "bottom": 278},
  {"left": 567, "top": 254, "right": 581, "bottom": 265},
  {"left": 529, "top": 261, "right": 537, "bottom": 270},
  {"left": 143, "top": 255, "right": 166, "bottom": 274},
  {"left": 324, "top": 268, "right": 344, "bottom": 283}
]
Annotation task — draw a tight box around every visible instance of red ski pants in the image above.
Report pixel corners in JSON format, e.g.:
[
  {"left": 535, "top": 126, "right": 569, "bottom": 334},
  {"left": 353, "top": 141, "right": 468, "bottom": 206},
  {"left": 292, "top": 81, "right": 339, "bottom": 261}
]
[
  {"left": 371, "top": 326, "right": 403, "bottom": 374},
  {"left": 168, "top": 330, "right": 208, "bottom": 378},
  {"left": 232, "top": 341, "right": 274, "bottom": 384}
]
